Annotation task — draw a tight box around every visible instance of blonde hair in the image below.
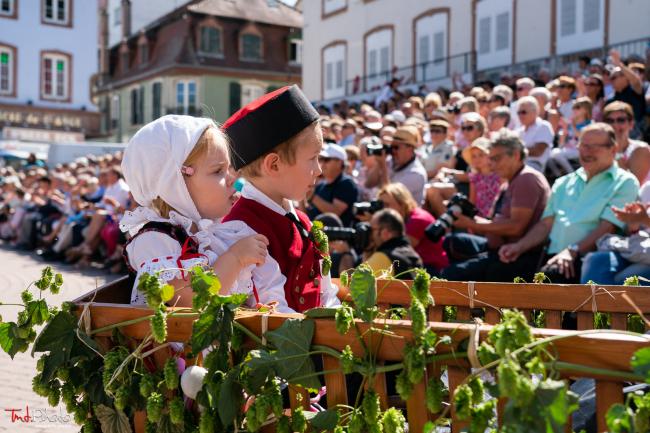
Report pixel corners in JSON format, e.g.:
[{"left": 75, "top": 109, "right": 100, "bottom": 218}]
[
  {"left": 377, "top": 182, "right": 418, "bottom": 216},
  {"left": 238, "top": 134, "right": 301, "bottom": 179},
  {"left": 152, "top": 126, "right": 227, "bottom": 218},
  {"left": 580, "top": 122, "right": 617, "bottom": 148},
  {"left": 573, "top": 96, "right": 593, "bottom": 119},
  {"left": 424, "top": 92, "right": 442, "bottom": 109},
  {"left": 603, "top": 100, "right": 634, "bottom": 121}
]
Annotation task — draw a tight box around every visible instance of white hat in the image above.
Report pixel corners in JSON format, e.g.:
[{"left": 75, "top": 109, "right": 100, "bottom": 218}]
[
  {"left": 389, "top": 110, "right": 406, "bottom": 123},
  {"left": 320, "top": 143, "right": 347, "bottom": 161},
  {"left": 120, "top": 115, "right": 215, "bottom": 233}
]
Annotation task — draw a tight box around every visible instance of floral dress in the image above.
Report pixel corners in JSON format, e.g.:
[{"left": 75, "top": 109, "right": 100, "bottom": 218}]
[{"left": 468, "top": 172, "right": 502, "bottom": 218}]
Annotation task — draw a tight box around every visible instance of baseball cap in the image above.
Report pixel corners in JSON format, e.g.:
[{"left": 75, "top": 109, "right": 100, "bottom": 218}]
[{"left": 319, "top": 143, "right": 347, "bottom": 161}]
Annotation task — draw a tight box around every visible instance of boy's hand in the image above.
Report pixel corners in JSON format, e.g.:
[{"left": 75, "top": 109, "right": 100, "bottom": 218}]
[{"left": 230, "top": 234, "right": 269, "bottom": 267}]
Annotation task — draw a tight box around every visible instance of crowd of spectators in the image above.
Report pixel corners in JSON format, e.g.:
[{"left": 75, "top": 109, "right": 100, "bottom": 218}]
[
  {"left": 306, "top": 48, "right": 650, "bottom": 285},
  {"left": 0, "top": 151, "right": 133, "bottom": 273}
]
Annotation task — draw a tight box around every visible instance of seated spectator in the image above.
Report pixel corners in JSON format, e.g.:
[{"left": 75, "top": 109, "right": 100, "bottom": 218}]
[
  {"left": 307, "top": 144, "right": 359, "bottom": 227},
  {"left": 516, "top": 96, "right": 555, "bottom": 173},
  {"left": 419, "top": 119, "right": 455, "bottom": 180},
  {"left": 510, "top": 77, "right": 536, "bottom": 129},
  {"left": 377, "top": 182, "right": 448, "bottom": 275},
  {"left": 441, "top": 130, "right": 550, "bottom": 282},
  {"left": 606, "top": 50, "right": 646, "bottom": 137},
  {"left": 364, "top": 125, "right": 428, "bottom": 204},
  {"left": 365, "top": 208, "right": 423, "bottom": 279},
  {"left": 581, "top": 201, "right": 650, "bottom": 285},
  {"left": 554, "top": 76, "right": 576, "bottom": 122},
  {"left": 577, "top": 74, "right": 606, "bottom": 121},
  {"left": 530, "top": 86, "right": 560, "bottom": 131},
  {"left": 487, "top": 106, "right": 511, "bottom": 137},
  {"left": 426, "top": 137, "right": 499, "bottom": 218},
  {"left": 315, "top": 213, "right": 358, "bottom": 278},
  {"left": 339, "top": 119, "right": 358, "bottom": 146},
  {"left": 455, "top": 111, "right": 485, "bottom": 151},
  {"left": 549, "top": 96, "right": 593, "bottom": 176},
  {"left": 603, "top": 101, "right": 650, "bottom": 184},
  {"left": 499, "top": 123, "right": 639, "bottom": 284}
]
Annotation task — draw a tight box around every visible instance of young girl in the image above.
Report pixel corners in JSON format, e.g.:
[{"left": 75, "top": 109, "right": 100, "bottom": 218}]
[
  {"left": 120, "top": 115, "right": 269, "bottom": 307},
  {"left": 549, "top": 96, "right": 593, "bottom": 176},
  {"left": 462, "top": 138, "right": 502, "bottom": 218}
]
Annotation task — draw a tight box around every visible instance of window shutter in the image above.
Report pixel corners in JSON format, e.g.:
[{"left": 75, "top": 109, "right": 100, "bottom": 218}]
[
  {"left": 380, "top": 46, "right": 389, "bottom": 74},
  {"left": 433, "top": 32, "right": 444, "bottom": 62},
  {"left": 229, "top": 82, "right": 241, "bottom": 115},
  {"left": 583, "top": 0, "right": 600, "bottom": 32},
  {"left": 369, "top": 50, "right": 377, "bottom": 76},
  {"left": 138, "top": 86, "right": 145, "bottom": 124},
  {"left": 326, "top": 62, "right": 333, "bottom": 90},
  {"left": 130, "top": 88, "right": 137, "bottom": 125},
  {"left": 418, "top": 35, "right": 430, "bottom": 65},
  {"left": 152, "top": 82, "right": 161, "bottom": 119},
  {"left": 561, "top": 0, "right": 577, "bottom": 36},
  {"left": 335, "top": 60, "right": 343, "bottom": 89},
  {"left": 479, "top": 17, "right": 491, "bottom": 54},
  {"left": 496, "top": 12, "right": 509, "bottom": 50}
]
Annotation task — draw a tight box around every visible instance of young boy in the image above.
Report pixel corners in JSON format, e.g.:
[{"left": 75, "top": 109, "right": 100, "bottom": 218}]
[{"left": 222, "top": 85, "right": 340, "bottom": 313}]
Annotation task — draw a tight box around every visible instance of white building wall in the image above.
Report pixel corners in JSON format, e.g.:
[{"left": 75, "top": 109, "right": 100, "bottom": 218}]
[
  {"left": 514, "top": 0, "right": 552, "bottom": 63},
  {"left": 607, "top": 0, "right": 650, "bottom": 45},
  {"left": 303, "top": 0, "right": 472, "bottom": 101},
  {"left": 107, "top": 0, "right": 189, "bottom": 47},
  {"left": 475, "top": 0, "right": 514, "bottom": 70},
  {"left": 0, "top": 0, "right": 98, "bottom": 111}
]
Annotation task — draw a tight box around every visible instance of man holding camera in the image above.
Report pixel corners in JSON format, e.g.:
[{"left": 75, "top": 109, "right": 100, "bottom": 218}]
[
  {"left": 307, "top": 143, "right": 359, "bottom": 227},
  {"left": 364, "top": 125, "right": 428, "bottom": 204},
  {"left": 365, "top": 208, "right": 423, "bottom": 279},
  {"left": 441, "top": 130, "right": 551, "bottom": 282}
]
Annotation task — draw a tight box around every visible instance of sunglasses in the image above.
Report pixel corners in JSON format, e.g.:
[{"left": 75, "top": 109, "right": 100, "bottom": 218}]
[
  {"left": 461, "top": 125, "right": 475, "bottom": 132},
  {"left": 318, "top": 157, "right": 333, "bottom": 163},
  {"left": 585, "top": 81, "right": 600, "bottom": 87},
  {"left": 558, "top": 84, "right": 573, "bottom": 89},
  {"left": 430, "top": 128, "right": 446, "bottom": 134},
  {"left": 605, "top": 117, "right": 629, "bottom": 125}
]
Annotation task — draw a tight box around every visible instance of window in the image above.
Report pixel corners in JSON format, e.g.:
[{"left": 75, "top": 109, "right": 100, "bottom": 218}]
[
  {"left": 121, "top": 49, "right": 129, "bottom": 73},
  {"left": 0, "top": 0, "right": 16, "bottom": 17},
  {"left": 152, "top": 82, "right": 162, "bottom": 120},
  {"left": 322, "top": 0, "right": 346, "bottom": 17},
  {"left": 241, "top": 34, "right": 262, "bottom": 61},
  {"left": 130, "top": 86, "right": 144, "bottom": 125},
  {"left": 176, "top": 81, "right": 196, "bottom": 115},
  {"left": 322, "top": 42, "right": 346, "bottom": 99},
  {"left": 43, "top": 0, "right": 70, "bottom": 26},
  {"left": 241, "top": 83, "right": 265, "bottom": 107},
  {"left": 289, "top": 40, "right": 303, "bottom": 64},
  {"left": 583, "top": 0, "right": 600, "bottom": 32},
  {"left": 199, "top": 26, "right": 223, "bottom": 56},
  {"left": 414, "top": 10, "right": 448, "bottom": 81},
  {"left": 0, "top": 45, "right": 15, "bottom": 96},
  {"left": 139, "top": 42, "right": 149, "bottom": 65},
  {"left": 479, "top": 17, "right": 491, "bottom": 54},
  {"left": 364, "top": 27, "right": 392, "bottom": 91},
  {"left": 113, "top": 6, "right": 120, "bottom": 26},
  {"left": 561, "top": 0, "right": 577, "bottom": 36},
  {"left": 41, "top": 52, "right": 70, "bottom": 101},
  {"left": 110, "top": 94, "right": 119, "bottom": 128},
  {"left": 495, "top": 12, "right": 509, "bottom": 51}
]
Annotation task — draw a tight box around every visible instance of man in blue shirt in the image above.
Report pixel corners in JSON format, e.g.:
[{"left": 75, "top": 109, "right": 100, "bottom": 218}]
[
  {"left": 307, "top": 144, "right": 359, "bottom": 227},
  {"left": 499, "top": 123, "right": 639, "bottom": 283}
]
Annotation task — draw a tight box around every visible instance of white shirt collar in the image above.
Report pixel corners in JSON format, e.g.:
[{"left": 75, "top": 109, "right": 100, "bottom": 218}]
[{"left": 241, "top": 181, "right": 297, "bottom": 217}]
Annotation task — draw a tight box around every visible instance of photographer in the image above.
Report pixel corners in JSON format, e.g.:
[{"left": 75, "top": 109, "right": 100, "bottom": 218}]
[
  {"left": 307, "top": 143, "right": 359, "bottom": 227},
  {"left": 378, "top": 183, "right": 448, "bottom": 275},
  {"left": 441, "top": 130, "right": 551, "bottom": 282},
  {"left": 365, "top": 208, "right": 423, "bottom": 279},
  {"left": 363, "top": 125, "right": 428, "bottom": 204}
]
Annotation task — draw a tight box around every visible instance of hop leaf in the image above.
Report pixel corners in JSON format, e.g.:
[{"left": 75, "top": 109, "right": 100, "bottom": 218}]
[
  {"left": 395, "top": 370, "right": 413, "bottom": 400},
  {"left": 453, "top": 384, "right": 472, "bottom": 420},
  {"left": 381, "top": 408, "right": 405, "bottom": 433},
  {"left": 169, "top": 397, "right": 185, "bottom": 425},
  {"left": 425, "top": 377, "right": 446, "bottom": 413},
  {"left": 139, "top": 373, "right": 156, "bottom": 397},
  {"left": 335, "top": 306, "right": 354, "bottom": 335},
  {"left": 114, "top": 384, "right": 130, "bottom": 411}
]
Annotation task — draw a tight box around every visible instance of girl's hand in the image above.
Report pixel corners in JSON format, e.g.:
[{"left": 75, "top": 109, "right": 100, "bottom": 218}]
[{"left": 229, "top": 234, "right": 269, "bottom": 267}]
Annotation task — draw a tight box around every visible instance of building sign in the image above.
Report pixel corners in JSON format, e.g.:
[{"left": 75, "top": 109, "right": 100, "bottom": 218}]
[
  {"left": 2, "top": 127, "right": 84, "bottom": 143},
  {"left": 0, "top": 110, "right": 83, "bottom": 130}
]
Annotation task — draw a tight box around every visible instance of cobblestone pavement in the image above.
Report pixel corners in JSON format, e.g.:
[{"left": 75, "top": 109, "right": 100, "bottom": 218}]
[{"left": 0, "top": 246, "right": 122, "bottom": 432}]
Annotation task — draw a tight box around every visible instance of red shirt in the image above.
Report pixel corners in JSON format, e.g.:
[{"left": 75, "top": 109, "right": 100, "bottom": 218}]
[{"left": 406, "top": 207, "right": 449, "bottom": 271}]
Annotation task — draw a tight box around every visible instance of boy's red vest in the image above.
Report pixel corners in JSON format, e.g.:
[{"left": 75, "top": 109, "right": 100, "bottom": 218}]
[{"left": 222, "top": 197, "right": 322, "bottom": 312}]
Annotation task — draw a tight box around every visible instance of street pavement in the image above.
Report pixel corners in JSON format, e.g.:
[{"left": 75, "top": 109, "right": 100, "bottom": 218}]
[{"left": 0, "top": 246, "right": 122, "bottom": 432}]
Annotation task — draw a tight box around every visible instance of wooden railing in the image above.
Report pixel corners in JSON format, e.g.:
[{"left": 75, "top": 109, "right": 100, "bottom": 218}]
[
  {"left": 336, "top": 279, "right": 650, "bottom": 331},
  {"left": 74, "top": 277, "right": 650, "bottom": 432}
]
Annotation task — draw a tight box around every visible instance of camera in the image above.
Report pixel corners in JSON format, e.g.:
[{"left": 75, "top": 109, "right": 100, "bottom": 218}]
[
  {"left": 323, "top": 222, "right": 372, "bottom": 252},
  {"left": 424, "top": 193, "right": 478, "bottom": 242},
  {"left": 366, "top": 141, "right": 392, "bottom": 157},
  {"left": 443, "top": 104, "right": 461, "bottom": 114},
  {"left": 352, "top": 200, "right": 384, "bottom": 216}
]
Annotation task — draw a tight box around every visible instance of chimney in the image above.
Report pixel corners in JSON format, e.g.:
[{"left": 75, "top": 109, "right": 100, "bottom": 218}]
[
  {"left": 121, "top": 0, "right": 131, "bottom": 40},
  {"left": 98, "top": 5, "right": 109, "bottom": 77}
]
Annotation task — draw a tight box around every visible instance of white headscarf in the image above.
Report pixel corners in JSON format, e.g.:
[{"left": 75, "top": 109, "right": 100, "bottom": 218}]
[{"left": 120, "top": 115, "right": 215, "bottom": 236}]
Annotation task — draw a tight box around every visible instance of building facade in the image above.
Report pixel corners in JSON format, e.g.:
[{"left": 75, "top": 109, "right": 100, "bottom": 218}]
[
  {"left": 0, "top": 0, "right": 100, "bottom": 141},
  {"left": 95, "top": 0, "right": 303, "bottom": 142},
  {"left": 303, "top": 0, "right": 650, "bottom": 104}
]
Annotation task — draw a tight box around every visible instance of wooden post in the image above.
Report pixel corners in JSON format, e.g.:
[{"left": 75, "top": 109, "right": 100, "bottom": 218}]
[
  {"left": 447, "top": 366, "right": 469, "bottom": 433},
  {"left": 596, "top": 381, "right": 624, "bottom": 432},
  {"left": 577, "top": 312, "right": 594, "bottom": 330},
  {"left": 545, "top": 310, "right": 562, "bottom": 329},
  {"left": 406, "top": 381, "right": 429, "bottom": 433},
  {"left": 610, "top": 313, "right": 627, "bottom": 330},
  {"left": 322, "top": 355, "right": 348, "bottom": 408},
  {"left": 485, "top": 308, "right": 501, "bottom": 325}
]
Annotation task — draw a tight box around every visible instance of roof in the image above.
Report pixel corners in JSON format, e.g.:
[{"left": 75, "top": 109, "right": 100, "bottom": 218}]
[{"left": 187, "top": 0, "right": 302, "bottom": 28}]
